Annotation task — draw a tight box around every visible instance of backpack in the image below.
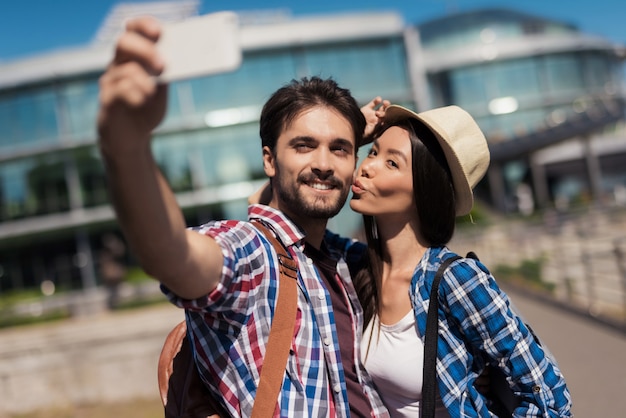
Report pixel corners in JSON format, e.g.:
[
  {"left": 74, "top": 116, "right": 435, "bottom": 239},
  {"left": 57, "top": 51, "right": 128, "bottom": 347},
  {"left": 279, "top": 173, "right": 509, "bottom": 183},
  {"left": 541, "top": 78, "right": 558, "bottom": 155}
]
[
  {"left": 158, "top": 321, "right": 226, "bottom": 417},
  {"left": 157, "top": 221, "right": 298, "bottom": 418}
]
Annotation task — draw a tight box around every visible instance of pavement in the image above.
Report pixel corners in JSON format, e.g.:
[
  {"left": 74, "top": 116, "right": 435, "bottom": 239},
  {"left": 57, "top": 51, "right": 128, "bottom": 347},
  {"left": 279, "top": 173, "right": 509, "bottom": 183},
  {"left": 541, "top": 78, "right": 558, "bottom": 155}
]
[
  {"left": 0, "top": 302, "right": 184, "bottom": 416},
  {"left": 504, "top": 286, "right": 626, "bottom": 417},
  {"left": 2, "top": 288, "right": 624, "bottom": 416}
]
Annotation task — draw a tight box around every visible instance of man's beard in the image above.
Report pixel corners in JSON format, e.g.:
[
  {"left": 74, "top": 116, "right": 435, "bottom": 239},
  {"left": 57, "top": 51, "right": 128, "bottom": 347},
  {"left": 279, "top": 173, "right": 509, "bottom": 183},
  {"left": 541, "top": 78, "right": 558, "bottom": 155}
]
[{"left": 275, "top": 171, "right": 349, "bottom": 220}]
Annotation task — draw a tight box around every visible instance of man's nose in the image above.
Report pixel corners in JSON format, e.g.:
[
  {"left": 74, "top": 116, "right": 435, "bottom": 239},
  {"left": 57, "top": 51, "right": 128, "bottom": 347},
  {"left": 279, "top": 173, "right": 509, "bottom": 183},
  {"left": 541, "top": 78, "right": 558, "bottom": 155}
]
[{"left": 312, "top": 148, "right": 333, "bottom": 175}]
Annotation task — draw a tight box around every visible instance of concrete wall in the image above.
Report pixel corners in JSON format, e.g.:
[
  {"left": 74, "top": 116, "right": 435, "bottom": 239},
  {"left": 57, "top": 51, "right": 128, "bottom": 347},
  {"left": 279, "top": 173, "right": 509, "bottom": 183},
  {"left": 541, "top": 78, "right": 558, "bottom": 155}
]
[
  {"left": 0, "top": 303, "right": 183, "bottom": 416},
  {"left": 451, "top": 206, "right": 626, "bottom": 323}
]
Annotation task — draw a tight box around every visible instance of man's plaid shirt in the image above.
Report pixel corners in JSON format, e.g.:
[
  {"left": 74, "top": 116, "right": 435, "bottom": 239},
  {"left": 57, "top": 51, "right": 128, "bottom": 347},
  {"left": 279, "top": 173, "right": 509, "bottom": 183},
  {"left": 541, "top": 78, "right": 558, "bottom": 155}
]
[{"left": 163, "top": 204, "right": 388, "bottom": 418}]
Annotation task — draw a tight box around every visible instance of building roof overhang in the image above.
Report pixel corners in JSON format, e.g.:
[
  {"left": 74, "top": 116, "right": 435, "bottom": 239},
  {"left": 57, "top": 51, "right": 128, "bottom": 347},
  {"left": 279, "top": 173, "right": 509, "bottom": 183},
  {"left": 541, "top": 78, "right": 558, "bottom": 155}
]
[
  {"left": 0, "top": 11, "right": 404, "bottom": 90},
  {"left": 421, "top": 33, "right": 624, "bottom": 73}
]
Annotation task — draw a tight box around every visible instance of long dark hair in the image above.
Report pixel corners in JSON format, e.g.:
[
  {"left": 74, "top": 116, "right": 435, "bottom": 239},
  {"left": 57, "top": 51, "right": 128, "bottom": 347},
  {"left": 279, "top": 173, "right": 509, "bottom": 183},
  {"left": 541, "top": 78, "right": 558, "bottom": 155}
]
[{"left": 354, "top": 118, "right": 456, "bottom": 327}]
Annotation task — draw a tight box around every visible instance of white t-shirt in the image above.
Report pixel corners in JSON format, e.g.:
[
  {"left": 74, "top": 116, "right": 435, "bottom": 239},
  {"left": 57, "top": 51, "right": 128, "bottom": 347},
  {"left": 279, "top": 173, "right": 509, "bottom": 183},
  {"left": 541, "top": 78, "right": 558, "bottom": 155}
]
[{"left": 361, "top": 311, "right": 449, "bottom": 418}]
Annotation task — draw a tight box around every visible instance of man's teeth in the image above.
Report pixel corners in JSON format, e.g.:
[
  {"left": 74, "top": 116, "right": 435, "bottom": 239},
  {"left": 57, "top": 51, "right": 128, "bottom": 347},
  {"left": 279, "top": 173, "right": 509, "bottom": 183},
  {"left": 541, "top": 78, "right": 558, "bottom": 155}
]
[{"left": 310, "top": 183, "right": 331, "bottom": 190}]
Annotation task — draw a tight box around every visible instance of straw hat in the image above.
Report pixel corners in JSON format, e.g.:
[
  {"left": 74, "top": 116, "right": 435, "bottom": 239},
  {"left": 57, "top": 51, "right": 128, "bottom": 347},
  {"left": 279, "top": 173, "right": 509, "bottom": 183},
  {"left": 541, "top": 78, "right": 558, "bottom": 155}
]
[{"left": 383, "top": 105, "right": 490, "bottom": 216}]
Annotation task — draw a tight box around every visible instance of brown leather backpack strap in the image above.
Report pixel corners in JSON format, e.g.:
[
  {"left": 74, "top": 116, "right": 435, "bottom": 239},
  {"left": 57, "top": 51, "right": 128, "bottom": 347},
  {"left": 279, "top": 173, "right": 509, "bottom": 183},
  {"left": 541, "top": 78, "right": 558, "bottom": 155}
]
[
  {"left": 251, "top": 221, "right": 298, "bottom": 418},
  {"left": 157, "top": 221, "right": 298, "bottom": 418}
]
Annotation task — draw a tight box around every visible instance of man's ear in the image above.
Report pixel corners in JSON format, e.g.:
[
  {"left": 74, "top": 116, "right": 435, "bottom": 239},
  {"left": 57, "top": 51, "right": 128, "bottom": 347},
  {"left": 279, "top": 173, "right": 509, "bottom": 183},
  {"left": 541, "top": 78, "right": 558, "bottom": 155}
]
[{"left": 262, "top": 146, "right": 276, "bottom": 177}]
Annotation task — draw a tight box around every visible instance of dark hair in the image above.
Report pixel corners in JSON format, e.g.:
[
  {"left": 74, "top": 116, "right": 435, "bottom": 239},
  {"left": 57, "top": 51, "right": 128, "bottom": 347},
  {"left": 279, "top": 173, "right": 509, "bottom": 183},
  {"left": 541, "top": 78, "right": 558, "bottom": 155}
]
[
  {"left": 259, "top": 76, "right": 365, "bottom": 153},
  {"left": 354, "top": 118, "right": 456, "bottom": 327},
  {"left": 408, "top": 118, "right": 456, "bottom": 245}
]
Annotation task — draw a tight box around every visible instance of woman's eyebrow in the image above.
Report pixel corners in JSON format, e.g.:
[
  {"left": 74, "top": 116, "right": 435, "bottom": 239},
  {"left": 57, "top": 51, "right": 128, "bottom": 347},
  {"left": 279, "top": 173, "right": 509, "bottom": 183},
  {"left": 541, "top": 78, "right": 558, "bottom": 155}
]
[{"left": 385, "top": 147, "right": 409, "bottom": 163}]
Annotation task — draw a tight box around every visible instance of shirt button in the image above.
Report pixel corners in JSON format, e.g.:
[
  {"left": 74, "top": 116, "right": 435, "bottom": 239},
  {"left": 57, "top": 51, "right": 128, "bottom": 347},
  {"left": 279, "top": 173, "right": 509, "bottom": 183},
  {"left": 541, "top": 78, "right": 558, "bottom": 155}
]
[
  {"left": 333, "top": 384, "right": 341, "bottom": 393},
  {"left": 323, "top": 337, "right": 331, "bottom": 346},
  {"left": 318, "top": 293, "right": 325, "bottom": 300},
  {"left": 532, "top": 385, "right": 541, "bottom": 393},
  {"left": 306, "top": 257, "right": 314, "bottom": 265}
]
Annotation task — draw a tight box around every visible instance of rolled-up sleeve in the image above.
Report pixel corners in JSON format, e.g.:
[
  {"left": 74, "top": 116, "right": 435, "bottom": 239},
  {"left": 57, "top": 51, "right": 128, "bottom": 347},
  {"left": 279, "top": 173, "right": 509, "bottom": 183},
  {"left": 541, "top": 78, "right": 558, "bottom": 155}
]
[{"left": 440, "top": 258, "right": 573, "bottom": 417}]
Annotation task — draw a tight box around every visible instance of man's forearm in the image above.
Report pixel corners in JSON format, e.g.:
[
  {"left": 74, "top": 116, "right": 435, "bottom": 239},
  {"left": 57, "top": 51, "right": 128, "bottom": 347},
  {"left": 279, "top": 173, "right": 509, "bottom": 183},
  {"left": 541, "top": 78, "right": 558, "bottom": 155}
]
[
  {"left": 95, "top": 16, "right": 225, "bottom": 300},
  {"left": 102, "top": 147, "right": 190, "bottom": 282}
]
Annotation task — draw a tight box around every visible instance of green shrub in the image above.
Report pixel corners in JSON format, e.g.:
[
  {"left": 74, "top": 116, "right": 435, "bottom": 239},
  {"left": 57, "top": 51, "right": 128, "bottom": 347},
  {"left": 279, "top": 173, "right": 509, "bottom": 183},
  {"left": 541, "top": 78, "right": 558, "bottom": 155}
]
[
  {"left": 493, "top": 257, "right": 555, "bottom": 293},
  {"left": 456, "top": 201, "right": 491, "bottom": 228},
  {"left": 0, "top": 307, "right": 69, "bottom": 329},
  {"left": 124, "top": 267, "right": 153, "bottom": 284}
]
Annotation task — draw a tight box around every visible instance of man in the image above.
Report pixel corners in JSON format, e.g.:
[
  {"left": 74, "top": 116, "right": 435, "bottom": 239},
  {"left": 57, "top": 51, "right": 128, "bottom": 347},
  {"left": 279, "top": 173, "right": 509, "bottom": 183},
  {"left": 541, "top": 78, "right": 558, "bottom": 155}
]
[{"left": 97, "top": 16, "right": 388, "bottom": 417}]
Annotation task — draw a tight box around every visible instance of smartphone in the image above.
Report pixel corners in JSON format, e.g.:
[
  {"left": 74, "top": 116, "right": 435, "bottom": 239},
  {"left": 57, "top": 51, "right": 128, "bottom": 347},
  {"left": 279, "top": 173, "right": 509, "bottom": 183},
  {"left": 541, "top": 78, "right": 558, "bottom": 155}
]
[{"left": 157, "top": 11, "right": 242, "bottom": 83}]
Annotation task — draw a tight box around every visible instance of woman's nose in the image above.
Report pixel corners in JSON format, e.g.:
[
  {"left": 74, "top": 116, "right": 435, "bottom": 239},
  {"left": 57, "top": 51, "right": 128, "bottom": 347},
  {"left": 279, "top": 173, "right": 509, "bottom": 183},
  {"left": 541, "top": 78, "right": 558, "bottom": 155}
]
[{"left": 358, "top": 161, "right": 371, "bottom": 178}]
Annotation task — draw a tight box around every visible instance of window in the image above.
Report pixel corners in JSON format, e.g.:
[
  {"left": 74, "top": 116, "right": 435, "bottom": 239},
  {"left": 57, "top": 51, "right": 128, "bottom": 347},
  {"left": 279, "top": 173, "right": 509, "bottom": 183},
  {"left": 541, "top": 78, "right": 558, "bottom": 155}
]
[
  {"left": 491, "top": 58, "right": 541, "bottom": 100},
  {"left": 152, "top": 132, "right": 195, "bottom": 192},
  {"left": 59, "top": 78, "right": 100, "bottom": 141},
  {"left": 450, "top": 66, "right": 488, "bottom": 113},
  {"left": 545, "top": 54, "right": 585, "bottom": 96},
  {"left": 302, "top": 39, "right": 409, "bottom": 102},
  {"left": 152, "top": 123, "right": 263, "bottom": 192},
  {"left": 0, "top": 88, "right": 58, "bottom": 152},
  {"left": 75, "top": 147, "right": 107, "bottom": 208},
  {"left": 0, "top": 159, "right": 34, "bottom": 220},
  {"left": 25, "top": 154, "right": 70, "bottom": 215}
]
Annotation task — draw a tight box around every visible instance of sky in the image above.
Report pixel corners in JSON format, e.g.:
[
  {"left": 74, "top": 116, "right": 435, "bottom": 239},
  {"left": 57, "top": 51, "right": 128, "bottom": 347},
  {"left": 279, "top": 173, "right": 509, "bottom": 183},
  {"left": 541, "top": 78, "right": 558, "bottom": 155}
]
[{"left": 1, "top": 0, "right": 625, "bottom": 62}]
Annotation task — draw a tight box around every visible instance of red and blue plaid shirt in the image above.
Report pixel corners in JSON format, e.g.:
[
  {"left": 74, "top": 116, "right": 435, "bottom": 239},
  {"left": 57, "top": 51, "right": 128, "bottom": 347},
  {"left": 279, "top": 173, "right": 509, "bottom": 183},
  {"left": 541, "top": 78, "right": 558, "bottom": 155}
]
[{"left": 163, "top": 204, "right": 389, "bottom": 418}]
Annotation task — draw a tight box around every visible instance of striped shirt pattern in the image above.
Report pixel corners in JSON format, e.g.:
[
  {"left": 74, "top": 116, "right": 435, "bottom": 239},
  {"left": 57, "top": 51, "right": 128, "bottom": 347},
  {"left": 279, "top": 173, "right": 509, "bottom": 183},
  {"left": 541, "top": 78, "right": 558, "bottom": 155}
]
[
  {"left": 163, "top": 204, "right": 389, "bottom": 418},
  {"left": 409, "top": 246, "right": 573, "bottom": 417}
]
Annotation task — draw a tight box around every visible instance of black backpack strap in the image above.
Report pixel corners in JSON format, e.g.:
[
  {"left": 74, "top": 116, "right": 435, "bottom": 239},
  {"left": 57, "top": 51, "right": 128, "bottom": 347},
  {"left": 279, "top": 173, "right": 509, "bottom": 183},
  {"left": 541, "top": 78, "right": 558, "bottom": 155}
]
[{"left": 422, "top": 254, "right": 462, "bottom": 418}]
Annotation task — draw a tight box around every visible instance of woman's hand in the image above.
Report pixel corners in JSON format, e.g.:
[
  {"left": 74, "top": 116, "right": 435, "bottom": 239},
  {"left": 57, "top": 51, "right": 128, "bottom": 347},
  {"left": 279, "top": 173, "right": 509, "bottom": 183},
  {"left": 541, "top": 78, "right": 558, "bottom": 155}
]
[
  {"left": 361, "top": 96, "right": 390, "bottom": 145},
  {"left": 249, "top": 181, "right": 272, "bottom": 205}
]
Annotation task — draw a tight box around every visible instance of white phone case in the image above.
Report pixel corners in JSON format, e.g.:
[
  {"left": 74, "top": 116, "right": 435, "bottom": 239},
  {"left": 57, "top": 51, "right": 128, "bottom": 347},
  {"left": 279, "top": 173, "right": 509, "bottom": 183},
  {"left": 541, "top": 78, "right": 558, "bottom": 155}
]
[{"left": 157, "top": 11, "right": 242, "bottom": 83}]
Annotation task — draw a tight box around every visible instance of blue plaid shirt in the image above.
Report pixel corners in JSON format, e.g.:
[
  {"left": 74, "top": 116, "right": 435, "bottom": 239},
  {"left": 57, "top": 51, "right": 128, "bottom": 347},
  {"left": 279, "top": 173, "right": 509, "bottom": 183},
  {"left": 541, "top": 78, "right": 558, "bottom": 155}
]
[
  {"left": 163, "top": 204, "right": 388, "bottom": 418},
  {"left": 410, "top": 247, "right": 572, "bottom": 417}
]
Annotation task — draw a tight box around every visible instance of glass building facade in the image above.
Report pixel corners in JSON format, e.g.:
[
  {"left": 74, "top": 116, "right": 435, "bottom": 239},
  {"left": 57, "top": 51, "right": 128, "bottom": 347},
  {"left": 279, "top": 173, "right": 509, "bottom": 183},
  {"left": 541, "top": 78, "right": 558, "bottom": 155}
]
[
  {"left": 0, "top": 5, "right": 624, "bottom": 295},
  {"left": 0, "top": 7, "right": 410, "bottom": 293},
  {"left": 415, "top": 9, "right": 626, "bottom": 212}
]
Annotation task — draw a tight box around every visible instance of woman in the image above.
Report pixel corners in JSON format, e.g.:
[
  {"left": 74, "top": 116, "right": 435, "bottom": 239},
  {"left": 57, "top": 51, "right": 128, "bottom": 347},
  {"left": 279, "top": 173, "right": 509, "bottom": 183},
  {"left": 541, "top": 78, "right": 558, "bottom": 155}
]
[{"left": 350, "top": 104, "right": 572, "bottom": 417}]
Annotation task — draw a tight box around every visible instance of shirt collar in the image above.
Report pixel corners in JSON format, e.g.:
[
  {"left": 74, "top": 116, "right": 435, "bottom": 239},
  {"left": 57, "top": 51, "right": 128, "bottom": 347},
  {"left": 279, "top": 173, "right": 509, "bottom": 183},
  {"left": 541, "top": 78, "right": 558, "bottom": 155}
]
[{"left": 248, "top": 204, "right": 306, "bottom": 248}]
